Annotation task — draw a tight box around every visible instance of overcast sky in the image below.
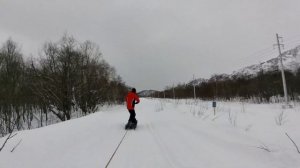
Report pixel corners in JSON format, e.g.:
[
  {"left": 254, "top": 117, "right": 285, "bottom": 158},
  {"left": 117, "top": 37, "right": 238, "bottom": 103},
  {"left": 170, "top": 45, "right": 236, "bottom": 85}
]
[{"left": 1, "top": 0, "right": 300, "bottom": 90}]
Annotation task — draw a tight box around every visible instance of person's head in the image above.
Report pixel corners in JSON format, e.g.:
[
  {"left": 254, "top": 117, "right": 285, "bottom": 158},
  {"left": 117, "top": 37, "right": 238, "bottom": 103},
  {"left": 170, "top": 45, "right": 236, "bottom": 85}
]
[{"left": 131, "top": 88, "right": 136, "bottom": 93}]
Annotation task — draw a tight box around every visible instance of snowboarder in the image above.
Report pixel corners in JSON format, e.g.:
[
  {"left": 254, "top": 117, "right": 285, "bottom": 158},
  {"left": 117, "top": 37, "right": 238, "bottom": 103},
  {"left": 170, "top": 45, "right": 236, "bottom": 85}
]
[{"left": 125, "top": 88, "right": 140, "bottom": 129}]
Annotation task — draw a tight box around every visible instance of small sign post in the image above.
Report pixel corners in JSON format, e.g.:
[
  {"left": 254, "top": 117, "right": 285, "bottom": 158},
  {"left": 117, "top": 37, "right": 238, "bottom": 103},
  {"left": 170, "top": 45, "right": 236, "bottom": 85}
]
[{"left": 212, "top": 101, "right": 216, "bottom": 116}]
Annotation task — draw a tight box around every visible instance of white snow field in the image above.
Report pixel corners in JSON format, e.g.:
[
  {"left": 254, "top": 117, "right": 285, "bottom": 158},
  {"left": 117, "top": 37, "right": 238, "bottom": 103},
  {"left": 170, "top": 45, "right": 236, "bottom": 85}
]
[{"left": 1, "top": 98, "right": 300, "bottom": 168}]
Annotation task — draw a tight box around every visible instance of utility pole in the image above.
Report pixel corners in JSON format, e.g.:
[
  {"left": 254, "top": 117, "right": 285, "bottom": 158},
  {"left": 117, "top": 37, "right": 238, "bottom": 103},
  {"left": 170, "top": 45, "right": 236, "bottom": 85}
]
[
  {"left": 172, "top": 84, "right": 175, "bottom": 99},
  {"left": 274, "top": 33, "right": 289, "bottom": 107},
  {"left": 213, "top": 76, "right": 217, "bottom": 116},
  {"left": 215, "top": 77, "right": 217, "bottom": 100},
  {"left": 193, "top": 74, "right": 196, "bottom": 99}
]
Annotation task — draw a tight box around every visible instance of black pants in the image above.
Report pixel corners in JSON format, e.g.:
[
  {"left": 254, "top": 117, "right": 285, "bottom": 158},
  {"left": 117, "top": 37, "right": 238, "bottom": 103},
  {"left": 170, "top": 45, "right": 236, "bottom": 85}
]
[{"left": 128, "top": 109, "right": 137, "bottom": 124}]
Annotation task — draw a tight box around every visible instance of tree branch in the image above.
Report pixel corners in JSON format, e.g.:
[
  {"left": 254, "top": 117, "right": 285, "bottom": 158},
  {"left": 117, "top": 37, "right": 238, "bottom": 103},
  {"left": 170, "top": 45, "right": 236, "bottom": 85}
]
[
  {"left": 11, "top": 139, "right": 22, "bottom": 152},
  {"left": 0, "top": 132, "right": 18, "bottom": 152},
  {"left": 285, "top": 132, "right": 300, "bottom": 154}
]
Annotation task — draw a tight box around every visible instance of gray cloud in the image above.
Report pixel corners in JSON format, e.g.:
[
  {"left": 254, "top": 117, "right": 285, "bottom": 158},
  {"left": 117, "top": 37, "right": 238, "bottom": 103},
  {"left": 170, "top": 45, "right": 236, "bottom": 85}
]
[{"left": 1, "top": 0, "right": 300, "bottom": 90}]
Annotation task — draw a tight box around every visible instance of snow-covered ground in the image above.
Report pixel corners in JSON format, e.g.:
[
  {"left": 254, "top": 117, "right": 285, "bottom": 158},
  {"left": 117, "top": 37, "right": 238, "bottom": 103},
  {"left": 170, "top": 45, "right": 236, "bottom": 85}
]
[{"left": 1, "top": 98, "right": 300, "bottom": 168}]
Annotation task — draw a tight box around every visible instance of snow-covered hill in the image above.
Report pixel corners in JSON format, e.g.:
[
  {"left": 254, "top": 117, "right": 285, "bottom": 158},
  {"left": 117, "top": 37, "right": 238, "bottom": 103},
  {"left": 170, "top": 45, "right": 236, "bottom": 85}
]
[
  {"left": 232, "top": 45, "right": 300, "bottom": 77},
  {"left": 138, "top": 90, "right": 158, "bottom": 97},
  {"left": 185, "top": 45, "right": 300, "bottom": 85},
  {"left": 1, "top": 98, "right": 300, "bottom": 168}
]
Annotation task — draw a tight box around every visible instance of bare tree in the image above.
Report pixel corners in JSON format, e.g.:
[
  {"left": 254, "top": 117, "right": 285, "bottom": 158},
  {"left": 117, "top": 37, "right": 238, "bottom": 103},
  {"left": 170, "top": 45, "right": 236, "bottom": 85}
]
[
  {"left": 0, "top": 35, "right": 128, "bottom": 132},
  {"left": 0, "top": 39, "right": 25, "bottom": 135},
  {"left": 31, "top": 35, "right": 127, "bottom": 121}
]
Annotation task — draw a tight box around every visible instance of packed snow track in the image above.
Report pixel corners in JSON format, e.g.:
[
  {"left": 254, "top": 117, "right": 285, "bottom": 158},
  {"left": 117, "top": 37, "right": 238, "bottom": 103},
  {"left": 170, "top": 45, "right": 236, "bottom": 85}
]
[{"left": 1, "top": 98, "right": 300, "bottom": 168}]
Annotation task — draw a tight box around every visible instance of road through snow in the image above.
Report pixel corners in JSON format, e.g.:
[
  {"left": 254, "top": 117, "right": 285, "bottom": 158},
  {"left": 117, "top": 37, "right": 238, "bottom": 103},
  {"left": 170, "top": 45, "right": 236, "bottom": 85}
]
[
  {"left": 1, "top": 98, "right": 300, "bottom": 168},
  {"left": 108, "top": 99, "right": 276, "bottom": 168}
]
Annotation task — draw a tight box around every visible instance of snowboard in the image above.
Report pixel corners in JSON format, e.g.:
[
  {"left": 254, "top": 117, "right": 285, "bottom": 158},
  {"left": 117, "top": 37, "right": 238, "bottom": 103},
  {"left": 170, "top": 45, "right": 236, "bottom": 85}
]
[{"left": 125, "top": 121, "right": 137, "bottom": 130}]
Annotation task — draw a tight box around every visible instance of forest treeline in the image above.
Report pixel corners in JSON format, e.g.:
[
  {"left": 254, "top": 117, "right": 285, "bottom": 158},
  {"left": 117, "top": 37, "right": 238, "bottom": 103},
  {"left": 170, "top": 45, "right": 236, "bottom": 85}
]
[
  {"left": 162, "top": 69, "right": 300, "bottom": 102},
  {"left": 0, "top": 35, "right": 127, "bottom": 136}
]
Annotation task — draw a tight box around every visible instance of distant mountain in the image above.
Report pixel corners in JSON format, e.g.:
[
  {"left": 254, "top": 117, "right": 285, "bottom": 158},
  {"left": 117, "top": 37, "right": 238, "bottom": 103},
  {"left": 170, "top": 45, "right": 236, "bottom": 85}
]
[
  {"left": 186, "top": 45, "right": 300, "bottom": 85},
  {"left": 138, "top": 90, "right": 159, "bottom": 97},
  {"left": 232, "top": 45, "right": 300, "bottom": 77}
]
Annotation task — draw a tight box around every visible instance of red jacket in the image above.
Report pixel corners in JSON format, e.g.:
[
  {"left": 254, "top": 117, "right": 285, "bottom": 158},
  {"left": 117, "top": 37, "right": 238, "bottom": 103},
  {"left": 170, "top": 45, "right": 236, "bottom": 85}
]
[{"left": 126, "top": 92, "right": 140, "bottom": 110}]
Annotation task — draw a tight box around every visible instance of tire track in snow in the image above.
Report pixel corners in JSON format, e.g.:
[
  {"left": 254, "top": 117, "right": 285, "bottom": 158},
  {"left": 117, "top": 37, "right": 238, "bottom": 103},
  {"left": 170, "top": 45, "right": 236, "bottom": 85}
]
[
  {"left": 147, "top": 123, "right": 180, "bottom": 168},
  {"left": 165, "top": 120, "right": 270, "bottom": 168},
  {"left": 153, "top": 122, "right": 215, "bottom": 168}
]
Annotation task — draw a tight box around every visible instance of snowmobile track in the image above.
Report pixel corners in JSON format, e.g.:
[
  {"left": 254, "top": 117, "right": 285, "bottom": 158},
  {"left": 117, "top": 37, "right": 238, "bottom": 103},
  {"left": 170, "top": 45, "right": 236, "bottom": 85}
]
[{"left": 147, "top": 123, "right": 179, "bottom": 168}]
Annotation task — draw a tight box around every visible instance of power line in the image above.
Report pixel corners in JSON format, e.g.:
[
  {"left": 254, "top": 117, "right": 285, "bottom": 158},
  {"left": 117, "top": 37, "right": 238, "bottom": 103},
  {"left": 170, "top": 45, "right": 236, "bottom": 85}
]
[{"left": 237, "top": 36, "right": 300, "bottom": 63}]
